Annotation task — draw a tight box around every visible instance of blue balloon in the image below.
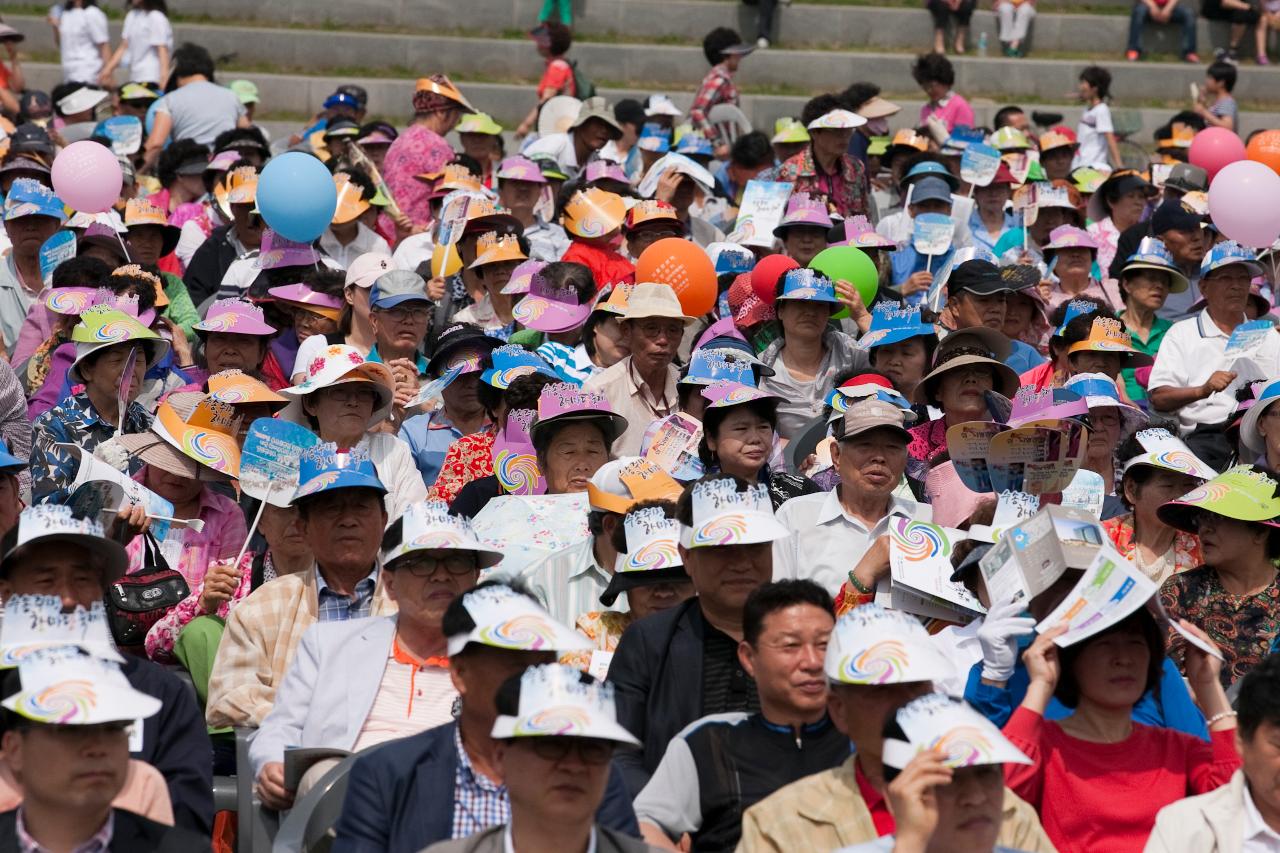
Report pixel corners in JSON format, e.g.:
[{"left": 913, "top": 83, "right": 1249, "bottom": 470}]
[{"left": 255, "top": 151, "right": 338, "bottom": 244}]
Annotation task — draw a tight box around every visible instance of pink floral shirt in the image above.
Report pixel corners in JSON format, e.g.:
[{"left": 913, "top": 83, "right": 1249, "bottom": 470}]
[
  {"left": 144, "top": 549, "right": 264, "bottom": 663},
  {"left": 125, "top": 473, "right": 247, "bottom": 590},
  {"left": 382, "top": 125, "right": 455, "bottom": 229}
]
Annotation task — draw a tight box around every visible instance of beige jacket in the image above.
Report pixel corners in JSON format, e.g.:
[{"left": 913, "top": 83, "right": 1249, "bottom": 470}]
[
  {"left": 736, "top": 757, "right": 1057, "bottom": 853},
  {"left": 1144, "top": 769, "right": 1248, "bottom": 853}
]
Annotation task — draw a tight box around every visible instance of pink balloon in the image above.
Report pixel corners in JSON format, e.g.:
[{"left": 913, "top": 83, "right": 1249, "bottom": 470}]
[
  {"left": 1189, "top": 127, "right": 1247, "bottom": 182},
  {"left": 51, "top": 141, "right": 122, "bottom": 214},
  {"left": 1208, "top": 160, "right": 1280, "bottom": 249}
]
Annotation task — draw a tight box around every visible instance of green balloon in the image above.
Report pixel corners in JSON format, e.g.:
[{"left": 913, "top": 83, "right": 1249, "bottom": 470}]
[{"left": 809, "top": 246, "right": 879, "bottom": 320}]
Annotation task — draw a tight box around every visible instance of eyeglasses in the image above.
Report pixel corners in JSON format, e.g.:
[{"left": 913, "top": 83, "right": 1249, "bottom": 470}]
[
  {"left": 378, "top": 305, "right": 432, "bottom": 323},
  {"left": 294, "top": 308, "right": 335, "bottom": 329},
  {"left": 393, "top": 553, "right": 478, "bottom": 577},
  {"left": 526, "top": 737, "right": 615, "bottom": 765},
  {"left": 325, "top": 386, "right": 376, "bottom": 404},
  {"left": 634, "top": 321, "right": 684, "bottom": 341}
]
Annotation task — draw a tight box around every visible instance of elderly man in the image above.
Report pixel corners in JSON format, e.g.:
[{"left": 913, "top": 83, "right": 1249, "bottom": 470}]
[
  {"left": 583, "top": 283, "right": 694, "bottom": 457},
  {"left": 608, "top": 474, "right": 791, "bottom": 795},
  {"left": 1149, "top": 241, "right": 1280, "bottom": 469},
  {"left": 524, "top": 97, "right": 624, "bottom": 174},
  {"left": 249, "top": 502, "right": 499, "bottom": 811},
  {"left": 937, "top": 260, "right": 1043, "bottom": 373},
  {"left": 774, "top": 397, "right": 930, "bottom": 596},
  {"left": 0, "top": 505, "right": 213, "bottom": 835},
  {"left": 332, "top": 583, "right": 639, "bottom": 852},
  {"left": 1146, "top": 199, "right": 1210, "bottom": 321},
  {"left": 206, "top": 444, "right": 396, "bottom": 729}
]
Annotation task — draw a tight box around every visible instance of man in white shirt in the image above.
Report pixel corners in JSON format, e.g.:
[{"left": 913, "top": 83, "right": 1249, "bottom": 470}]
[
  {"left": 1148, "top": 240, "right": 1280, "bottom": 468},
  {"left": 774, "top": 397, "right": 929, "bottom": 595},
  {"left": 523, "top": 97, "right": 623, "bottom": 175}
]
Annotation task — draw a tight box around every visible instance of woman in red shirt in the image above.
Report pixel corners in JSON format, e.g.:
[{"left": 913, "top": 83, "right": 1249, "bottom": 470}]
[
  {"left": 1005, "top": 612, "right": 1239, "bottom": 853},
  {"left": 515, "top": 21, "right": 576, "bottom": 138}
]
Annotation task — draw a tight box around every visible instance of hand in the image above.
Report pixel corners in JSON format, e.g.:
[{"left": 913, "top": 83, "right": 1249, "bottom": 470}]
[
  {"left": 713, "top": 143, "right": 731, "bottom": 160},
  {"left": 886, "top": 750, "right": 953, "bottom": 852},
  {"left": 834, "top": 279, "right": 872, "bottom": 330},
  {"left": 255, "top": 763, "right": 295, "bottom": 811},
  {"left": 849, "top": 535, "right": 892, "bottom": 594},
  {"left": 1200, "top": 370, "right": 1237, "bottom": 397},
  {"left": 386, "top": 357, "right": 419, "bottom": 394},
  {"left": 654, "top": 169, "right": 684, "bottom": 204},
  {"left": 426, "top": 276, "right": 447, "bottom": 301},
  {"left": 1178, "top": 619, "right": 1225, "bottom": 695},
  {"left": 977, "top": 598, "right": 1037, "bottom": 684},
  {"left": 199, "top": 559, "right": 241, "bottom": 613},
  {"left": 162, "top": 317, "right": 193, "bottom": 365},
  {"left": 1022, "top": 624, "right": 1066, "bottom": 690},
  {"left": 901, "top": 271, "right": 933, "bottom": 297},
  {"left": 108, "top": 503, "right": 149, "bottom": 544}
]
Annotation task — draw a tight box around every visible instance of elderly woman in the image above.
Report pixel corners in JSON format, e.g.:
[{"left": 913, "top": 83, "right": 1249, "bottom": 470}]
[
  {"left": 1041, "top": 226, "right": 1114, "bottom": 312},
  {"left": 1087, "top": 170, "right": 1157, "bottom": 278},
  {"left": 1159, "top": 464, "right": 1280, "bottom": 688},
  {"left": 515, "top": 261, "right": 599, "bottom": 386},
  {"left": 760, "top": 269, "right": 868, "bottom": 441},
  {"left": 190, "top": 297, "right": 287, "bottom": 390},
  {"left": 579, "top": 284, "right": 631, "bottom": 372},
  {"left": 281, "top": 344, "right": 427, "bottom": 519},
  {"left": 1063, "top": 373, "right": 1147, "bottom": 503},
  {"left": 382, "top": 73, "right": 473, "bottom": 230},
  {"left": 271, "top": 274, "right": 346, "bottom": 384},
  {"left": 1102, "top": 430, "right": 1210, "bottom": 584},
  {"left": 775, "top": 95, "right": 870, "bottom": 219},
  {"left": 697, "top": 380, "right": 820, "bottom": 509},
  {"left": 1115, "top": 239, "right": 1186, "bottom": 404},
  {"left": 455, "top": 233, "right": 529, "bottom": 339},
  {"left": 859, "top": 303, "right": 938, "bottom": 402}
]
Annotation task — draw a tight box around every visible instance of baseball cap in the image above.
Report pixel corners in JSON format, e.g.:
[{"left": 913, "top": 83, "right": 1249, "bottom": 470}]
[
  {"left": 1164, "top": 163, "right": 1209, "bottom": 194},
  {"left": 947, "top": 259, "right": 1006, "bottom": 297},
  {"left": 909, "top": 176, "right": 954, "bottom": 206},
  {"left": 1150, "top": 200, "right": 1203, "bottom": 235},
  {"left": 345, "top": 252, "right": 394, "bottom": 289},
  {"left": 370, "top": 270, "right": 431, "bottom": 309},
  {"left": 837, "top": 397, "right": 911, "bottom": 443},
  {"left": 228, "top": 80, "right": 260, "bottom": 105}
]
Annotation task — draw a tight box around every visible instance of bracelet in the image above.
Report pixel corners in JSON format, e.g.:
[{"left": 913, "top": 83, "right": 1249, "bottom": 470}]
[
  {"left": 1206, "top": 710, "right": 1237, "bottom": 727},
  {"left": 847, "top": 570, "right": 873, "bottom": 595}
]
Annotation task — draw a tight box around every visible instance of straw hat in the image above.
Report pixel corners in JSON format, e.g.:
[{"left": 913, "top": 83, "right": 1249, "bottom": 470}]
[
  {"left": 114, "top": 392, "right": 242, "bottom": 482},
  {"left": 619, "top": 282, "right": 695, "bottom": 324}
]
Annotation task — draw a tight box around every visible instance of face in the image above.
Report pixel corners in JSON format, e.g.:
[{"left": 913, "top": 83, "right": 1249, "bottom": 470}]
[
  {"left": 576, "top": 119, "right": 615, "bottom": 153},
  {"left": 626, "top": 225, "right": 683, "bottom": 260},
  {"left": 782, "top": 226, "right": 827, "bottom": 267},
  {"left": 776, "top": 299, "right": 831, "bottom": 342},
  {"left": 0, "top": 475, "right": 19, "bottom": 540},
  {"left": 230, "top": 203, "right": 264, "bottom": 250},
  {"left": 450, "top": 646, "right": 556, "bottom": 717},
  {"left": 740, "top": 604, "right": 833, "bottom": 717},
  {"left": 920, "top": 80, "right": 948, "bottom": 101},
  {"left": 541, "top": 422, "right": 610, "bottom": 494},
  {"left": 1240, "top": 721, "right": 1280, "bottom": 822},
  {"left": 3, "top": 214, "right": 60, "bottom": 255},
  {"left": 3, "top": 724, "right": 130, "bottom": 813},
  {"left": 143, "top": 465, "right": 203, "bottom": 507},
  {"left": 303, "top": 383, "right": 377, "bottom": 442},
  {"left": 626, "top": 580, "right": 696, "bottom": 620},
  {"left": 1077, "top": 78, "right": 1097, "bottom": 100},
  {"left": 1202, "top": 266, "right": 1253, "bottom": 317},
  {"left": 873, "top": 338, "right": 930, "bottom": 394},
  {"left": 385, "top": 549, "right": 480, "bottom": 630},
  {"left": 1159, "top": 226, "right": 1205, "bottom": 267},
  {"left": 1083, "top": 406, "right": 1121, "bottom": 459},
  {"left": 624, "top": 318, "right": 683, "bottom": 376},
  {"left": 1196, "top": 512, "right": 1269, "bottom": 568},
  {"left": 371, "top": 302, "right": 431, "bottom": 352},
  {"left": 679, "top": 541, "right": 772, "bottom": 615},
  {"left": 1123, "top": 270, "right": 1171, "bottom": 312},
  {"left": 810, "top": 128, "right": 854, "bottom": 163},
  {"left": 346, "top": 284, "right": 372, "bottom": 327},
  {"left": 298, "top": 489, "right": 387, "bottom": 573},
  {"left": 1257, "top": 404, "right": 1280, "bottom": 460},
  {"left": 829, "top": 681, "right": 931, "bottom": 751},
  {"left": 204, "top": 332, "right": 266, "bottom": 374},
  {"left": 1070, "top": 350, "right": 1123, "bottom": 380},
  {"left": 257, "top": 503, "right": 310, "bottom": 564},
  {"left": 1053, "top": 247, "right": 1094, "bottom": 280},
  {"left": 291, "top": 307, "right": 340, "bottom": 343},
  {"left": 477, "top": 261, "right": 520, "bottom": 297},
  {"left": 1126, "top": 469, "right": 1201, "bottom": 524},
  {"left": 499, "top": 179, "right": 542, "bottom": 212},
  {"left": 930, "top": 765, "right": 1006, "bottom": 853},
  {"left": 953, "top": 291, "right": 1006, "bottom": 330},
  {"left": 832, "top": 428, "right": 908, "bottom": 498},
  {"left": 79, "top": 344, "right": 147, "bottom": 406},
  {"left": 459, "top": 133, "right": 497, "bottom": 164},
  {"left": 498, "top": 736, "right": 615, "bottom": 826},
  {"left": 1002, "top": 292, "right": 1035, "bottom": 340},
  {"left": 1072, "top": 625, "right": 1151, "bottom": 709},
  {"left": 590, "top": 317, "right": 629, "bottom": 368},
  {"left": 707, "top": 406, "right": 774, "bottom": 478},
  {"left": 974, "top": 181, "right": 1011, "bottom": 215},
  {"left": 125, "top": 225, "right": 165, "bottom": 266},
  {"left": 1109, "top": 188, "right": 1150, "bottom": 226},
  {"left": 440, "top": 371, "right": 482, "bottom": 418},
  {"left": 1041, "top": 148, "right": 1074, "bottom": 181},
  {"left": 937, "top": 365, "right": 996, "bottom": 416},
  {"left": 1029, "top": 207, "right": 1074, "bottom": 245},
  {"left": 0, "top": 542, "right": 104, "bottom": 611}
]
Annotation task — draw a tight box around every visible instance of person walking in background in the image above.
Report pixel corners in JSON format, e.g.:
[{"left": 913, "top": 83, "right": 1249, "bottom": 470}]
[
  {"left": 98, "top": 0, "right": 172, "bottom": 87},
  {"left": 690, "top": 28, "right": 755, "bottom": 160},
  {"left": 1074, "top": 66, "right": 1121, "bottom": 169},
  {"left": 54, "top": 0, "right": 109, "bottom": 83}
]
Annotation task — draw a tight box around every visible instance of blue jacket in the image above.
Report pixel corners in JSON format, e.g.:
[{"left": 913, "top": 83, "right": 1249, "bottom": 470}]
[
  {"left": 331, "top": 721, "right": 639, "bottom": 853},
  {"left": 963, "top": 636, "right": 1209, "bottom": 741}
]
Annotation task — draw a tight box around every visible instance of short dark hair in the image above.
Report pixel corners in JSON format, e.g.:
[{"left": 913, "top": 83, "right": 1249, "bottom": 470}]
[
  {"left": 610, "top": 499, "right": 678, "bottom": 555},
  {"left": 172, "top": 43, "right": 216, "bottom": 83},
  {"left": 477, "top": 369, "right": 556, "bottom": 422},
  {"left": 156, "top": 139, "right": 210, "bottom": 189},
  {"left": 912, "top": 53, "right": 956, "bottom": 88},
  {"left": 675, "top": 473, "right": 750, "bottom": 527},
  {"left": 441, "top": 580, "right": 538, "bottom": 648},
  {"left": 839, "top": 82, "right": 881, "bottom": 112},
  {"left": 743, "top": 580, "right": 834, "bottom": 646},
  {"left": 614, "top": 98, "right": 646, "bottom": 130},
  {"left": 1238, "top": 653, "right": 1280, "bottom": 740},
  {"left": 1054, "top": 607, "right": 1164, "bottom": 709},
  {"left": 1079, "top": 65, "right": 1112, "bottom": 100},
  {"left": 213, "top": 126, "right": 270, "bottom": 158},
  {"left": 495, "top": 666, "right": 599, "bottom": 719},
  {"left": 993, "top": 105, "right": 1025, "bottom": 129},
  {"left": 543, "top": 20, "right": 573, "bottom": 56},
  {"left": 1206, "top": 61, "right": 1237, "bottom": 93},
  {"left": 731, "top": 131, "right": 773, "bottom": 169},
  {"left": 697, "top": 398, "right": 779, "bottom": 468},
  {"left": 540, "top": 261, "right": 596, "bottom": 305},
  {"left": 801, "top": 93, "right": 846, "bottom": 129},
  {"left": 335, "top": 165, "right": 377, "bottom": 202},
  {"left": 107, "top": 268, "right": 159, "bottom": 314},
  {"left": 51, "top": 256, "right": 111, "bottom": 290},
  {"left": 702, "top": 27, "right": 743, "bottom": 66}
]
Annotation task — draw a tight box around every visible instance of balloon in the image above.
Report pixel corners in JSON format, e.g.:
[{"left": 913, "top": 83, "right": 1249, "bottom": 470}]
[
  {"left": 809, "top": 246, "right": 878, "bottom": 319},
  {"left": 1246, "top": 129, "right": 1280, "bottom": 177},
  {"left": 1207, "top": 159, "right": 1280, "bottom": 249},
  {"left": 51, "top": 141, "right": 121, "bottom": 213},
  {"left": 1188, "top": 127, "right": 1246, "bottom": 182},
  {"left": 256, "top": 151, "right": 338, "bottom": 243},
  {"left": 635, "top": 237, "right": 717, "bottom": 316},
  {"left": 750, "top": 255, "right": 799, "bottom": 305}
]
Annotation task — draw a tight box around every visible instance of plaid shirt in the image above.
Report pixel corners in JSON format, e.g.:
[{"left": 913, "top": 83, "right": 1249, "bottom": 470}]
[
  {"left": 774, "top": 148, "right": 870, "bottom": 220},
  {"left": 316, "top": 569, "right": 378, "bottom": 622},
  {"left": 17, "top": 808, "right": 113, "bottom": 853},
  {"left": 451, "top": 726, "right": 509, "bottom": 839},
  {"left": 689, "top": 63, "right": 738, "bottom": 147},
  {"left": 30, "top": 392, "right": 152, "bottom": 506}
]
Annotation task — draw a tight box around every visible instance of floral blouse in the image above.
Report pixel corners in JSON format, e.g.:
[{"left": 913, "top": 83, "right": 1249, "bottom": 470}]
[
  {"left": 1102, "top": 514, "right": 1202, "bottom": 585},
  {"left": 144, "top": 550, "right": 276, "bottom": 663},
  {"left": 426, "top": 427, "right": 497, "bottom": 506},
  {"left": 1160, "top": 565, "right": 1280, "bottom": 689}
]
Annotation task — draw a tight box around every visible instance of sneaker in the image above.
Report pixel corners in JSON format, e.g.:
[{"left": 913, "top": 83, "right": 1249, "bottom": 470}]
[
  {"left": 757, "top": 37, "right": 770, "bottom": 49},
  {"left": 1227, "top": 47, "right": 1240, "bottom": 62},
  {"left": 1183, "top": 52, "right": 1199, "bottom": 63},
  {"left": 1126, "top": 49, "right": 1140, "bottom": 61},
  {"left": 1258, "top": 54, "right": 1271, "bottom": 65}
]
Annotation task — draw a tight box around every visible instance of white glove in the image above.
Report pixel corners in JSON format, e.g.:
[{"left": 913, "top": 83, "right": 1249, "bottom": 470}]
[{"left": 977, "top": 597, "right": 1037, "bottom": 683}]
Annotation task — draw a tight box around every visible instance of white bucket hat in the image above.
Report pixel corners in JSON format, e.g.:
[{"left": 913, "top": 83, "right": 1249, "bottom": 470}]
[
  {"left": 825, "top": 603, "right": 956, "bottom": 685},
  {"left": 382, "top": 500, "right": 505, "bottom": 569},
  {"left": 279, "top": 344, "right": 396, "bottom": 429},
  {"left": 0, "top": 596, "right": 122, "bottom": 668},
  {"left": 3, "top": 647, "right": 161, "bottom": 725},
  {"left": 881, "top": 693, "right": 1032, "bottom": 770},
  {"left": 491, "top": 663, "right": 640, "bottom": 745},
  {"left": 446, "top": 585, "right": 590, "bottom": 657},
  {"left": 679, "top": 479, "right": 790, "bottom": 549}
]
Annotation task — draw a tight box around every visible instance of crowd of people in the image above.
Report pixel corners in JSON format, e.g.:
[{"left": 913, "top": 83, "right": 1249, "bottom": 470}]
[{"left": 0, "top": 2, "right": 1275, "bottom": 852}]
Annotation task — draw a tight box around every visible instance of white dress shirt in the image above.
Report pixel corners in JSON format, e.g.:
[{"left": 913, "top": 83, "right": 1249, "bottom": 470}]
[
  {"left": 772, "top": 489, "right": 931, "bottom": 595},
  {"left": 1244, "top": 781, "right": 1280, "bottom": 852},
  {"left": 516, "top": 537, "right": 625, "bottom": 630}
]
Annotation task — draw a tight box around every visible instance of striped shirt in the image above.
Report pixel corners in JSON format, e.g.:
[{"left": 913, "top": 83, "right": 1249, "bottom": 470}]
[
  {"left": 536, "top": 341, "right": 598, "bottom": 387},
  {"left": 451, "top": 726, "right": 509, "bottom": 839},
  {"left": 351, "top": 640, "right": 456, "bottom": 753},
  {"left": 17, "top": 808, "right": 112, "bottom": 853}
]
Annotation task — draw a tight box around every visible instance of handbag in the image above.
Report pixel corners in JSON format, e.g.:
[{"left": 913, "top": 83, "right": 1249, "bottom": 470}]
[{"left": 105, "top": 533, "right": 190, "bottom": 650}]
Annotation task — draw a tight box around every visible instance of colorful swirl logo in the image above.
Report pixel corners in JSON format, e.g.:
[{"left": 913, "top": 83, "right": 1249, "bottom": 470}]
[
  {"left": 182, "top": 430, "right": 233, "bottom": 471},
  {"left": 1180, "top": 482, "right": 1231, "bottom": 504},
  {"left": 478, "top": 614, "right": 555, "bottom": 650},
  {"left": 693, "top": 513, "right": 749, "bottom": 546},
  {"left": 575, "top": 215, "right": 607, "bottom": 238},
  {"left": 627, "top": 538, "right": 679, "bottom": 570},
  {"left": 47, "top": 291, "right": 89, "bottom": 313},
  {"left": 492, "top": 366, "right": 537, "bottom": 389},
  {"left": 297, "top": 471, "right": 340, "bottom": 496},
  {"left": 20, "top": 680, "right": 97, "bottom": 723},
  {"left": 514, "top": 706, "right": 590, "bottom": 736},
  {"left": 93, "top": 321, "right": 133, "bottom": 343},
  {"left": 929, "top": 726, "right": 995, "bottom": 766},
  {"left": 785, "top": 286, "right": 819, "bottom": 299},
  {"left": 495, "top": 450, "right": 540, "bottom": 494},
  {"left": 1154, "top": 450, "right": 1198, "bottom": 473},
  {"left": 839, "top": 640, "right": 908, "bottom": 684},
  {"left": 717, "top": 387, "right": 758, "bottom": 406},
  {"left": 201, "top": 314, "right": 239, "bottom": 332},
  {"left": 894, "top": 522, "right": 944, "bottom": 561},
  {"left": 213, "top": 386, "right": 249, "bottom": 404},
  {"left": 514, "top": 300, "right": 549, "bottom": 323},
  {"left": 410, "top": 532, "right": 462, "bottom": 548}
]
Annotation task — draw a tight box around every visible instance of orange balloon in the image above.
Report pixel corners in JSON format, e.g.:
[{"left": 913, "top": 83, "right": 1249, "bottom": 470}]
[
  {"left": 1247, "top": 129, "right": 1280, "bottom": 176},
  {"left": 635, "top": 237, "right": 717, "bottom": 316}
]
